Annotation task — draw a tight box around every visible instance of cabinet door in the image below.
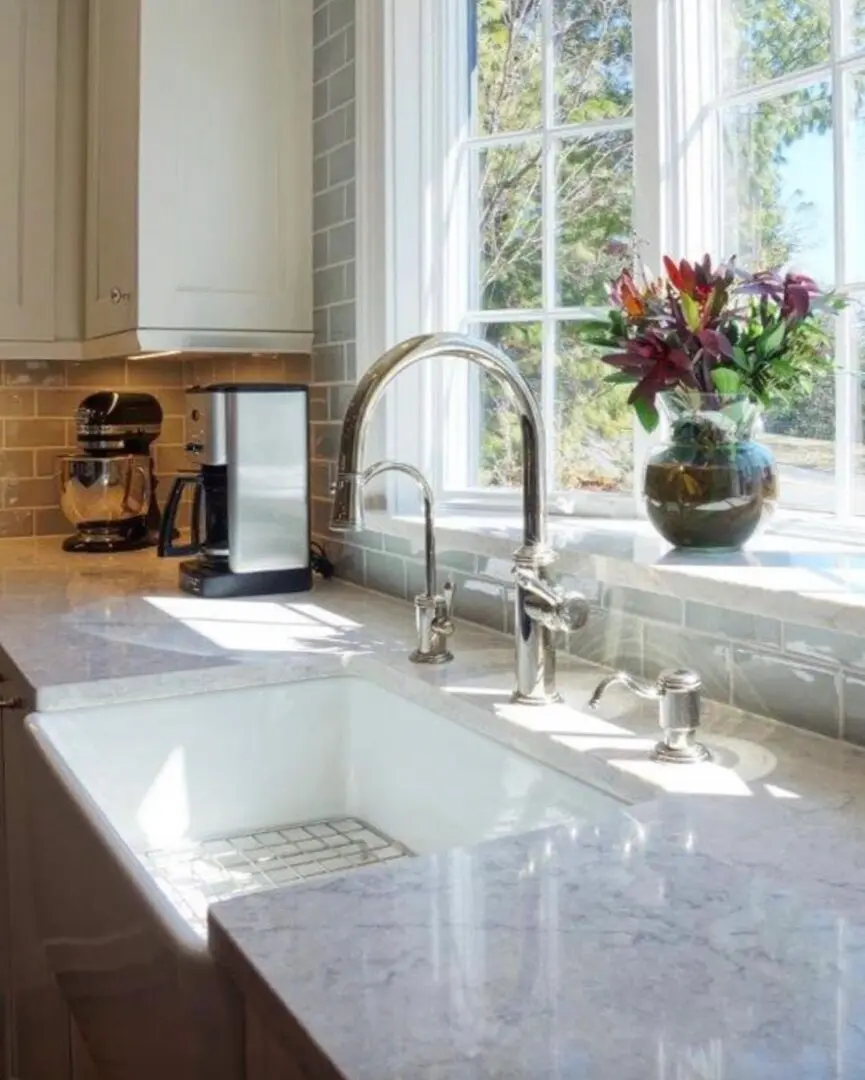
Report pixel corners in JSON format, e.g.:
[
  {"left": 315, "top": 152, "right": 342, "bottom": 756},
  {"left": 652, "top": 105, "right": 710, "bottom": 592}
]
[
  {"left": 85, "top": 0, "right": 140, "bottom": 341},
  {"left": 0, "top": 0, "right": 58, "bottom": 342},
  {"left": 137, "top": 0, "right": 312, "bottom": 334},
  {"left": 70, "top": 1015, "right": 99, "bottom": 1080},
  {"left": 4, "top": 702, "right": 72, "bottom": 1080}
]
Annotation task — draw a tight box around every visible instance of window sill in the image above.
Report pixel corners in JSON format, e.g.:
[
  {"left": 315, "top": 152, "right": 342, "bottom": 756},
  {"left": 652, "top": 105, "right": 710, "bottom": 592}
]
[{"left": 365, "top": 509, "right": 865, "bottom": 635}]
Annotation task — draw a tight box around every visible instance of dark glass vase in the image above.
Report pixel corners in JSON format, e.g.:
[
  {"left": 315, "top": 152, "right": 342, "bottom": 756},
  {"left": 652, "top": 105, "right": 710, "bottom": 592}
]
[{"left": 643, "top": 392, "right": 778, "bottom": 551}]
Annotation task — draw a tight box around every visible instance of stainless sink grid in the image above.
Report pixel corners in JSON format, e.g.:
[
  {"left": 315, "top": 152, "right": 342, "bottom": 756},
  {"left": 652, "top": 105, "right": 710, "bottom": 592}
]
[{"left": 137, "top": 817, "right": 411, "bottom": 936}]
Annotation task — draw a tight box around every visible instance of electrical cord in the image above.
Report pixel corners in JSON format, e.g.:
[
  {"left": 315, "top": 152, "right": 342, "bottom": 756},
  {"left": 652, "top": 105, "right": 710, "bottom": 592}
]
[{"left": 310, "top": 541, "right": 335, "bottom": 579}]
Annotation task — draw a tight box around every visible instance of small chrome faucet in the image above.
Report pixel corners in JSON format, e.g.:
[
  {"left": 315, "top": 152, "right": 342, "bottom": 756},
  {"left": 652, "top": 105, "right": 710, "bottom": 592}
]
[
  {"left": 360, "top": 460, "right": 455, "bottom": 664},
  {"left": 589, "top": 668, "right": 711, "bottom": 764},
  {"left": 329, "top": 331, "right": 588, "bottom": 705}
]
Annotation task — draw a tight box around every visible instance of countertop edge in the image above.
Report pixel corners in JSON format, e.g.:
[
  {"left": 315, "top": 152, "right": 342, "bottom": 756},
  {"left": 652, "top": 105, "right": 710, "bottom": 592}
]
[{"left": 208, "top": 912, "right": 348, "bottom": 1080}]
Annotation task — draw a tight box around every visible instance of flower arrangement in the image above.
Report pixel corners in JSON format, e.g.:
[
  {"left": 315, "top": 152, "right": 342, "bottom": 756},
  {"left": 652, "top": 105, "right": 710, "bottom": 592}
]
[{"left": 577, "top": 255, "right": 844, "bottom": 431}]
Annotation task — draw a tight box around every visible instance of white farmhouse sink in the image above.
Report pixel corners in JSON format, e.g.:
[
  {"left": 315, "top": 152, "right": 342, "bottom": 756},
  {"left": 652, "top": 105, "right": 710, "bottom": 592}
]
[{"left": 24, "top": 674, "right": 626, "bottom": 1080}]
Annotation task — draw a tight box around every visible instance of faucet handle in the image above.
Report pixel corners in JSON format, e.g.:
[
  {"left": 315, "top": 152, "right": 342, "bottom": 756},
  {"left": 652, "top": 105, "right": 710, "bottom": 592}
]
[
  {"left": 433, "top": 581, "right": 456, "bottom": 637},
  {"left": 515, "top": 569, "right": 590, "bottom": 633},
  {"left": 559, "top": 589, "right": 590, "bottom": 631}
]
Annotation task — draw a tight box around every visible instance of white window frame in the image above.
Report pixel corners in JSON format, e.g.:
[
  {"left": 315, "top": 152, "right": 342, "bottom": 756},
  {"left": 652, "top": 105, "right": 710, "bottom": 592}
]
[
  {"left": 703, "top": 0, "right": 865, "bottom": 519},
  {"left": 356, "top": 0, "right": 863, "bottom": 522},
  {"left": 358, "top": 0, "right": 676, "bottom": 517}
]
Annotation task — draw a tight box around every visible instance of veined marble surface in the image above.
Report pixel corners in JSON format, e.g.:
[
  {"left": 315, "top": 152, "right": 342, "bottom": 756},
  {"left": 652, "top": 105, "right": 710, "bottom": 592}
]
[
  {"left": 10, "top": 537, "right": 865, "bottom": 1077},
  {"left": 0, "top": 538, "right": 509, "bottom": 708},
  {"left": 210, "top": 794, "right": 865, "bottom": 1080}
]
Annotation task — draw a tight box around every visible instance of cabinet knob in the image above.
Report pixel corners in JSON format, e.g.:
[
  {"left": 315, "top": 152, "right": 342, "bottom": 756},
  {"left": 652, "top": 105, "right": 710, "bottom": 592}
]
[
  {"left": 0, "top": 696, "right": 23, "bottom": 709},
  {"left": 110, "top": 287, "right": 132, "bottom": 304}
]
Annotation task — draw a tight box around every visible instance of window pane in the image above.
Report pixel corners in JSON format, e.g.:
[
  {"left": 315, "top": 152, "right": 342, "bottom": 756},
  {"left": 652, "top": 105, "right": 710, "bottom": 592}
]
[
  {"left": 479, "top": 141, "right": 543, "bottom": 310},
  {"left": 845, "top": 0, "right": 865, "bottom": 54},
  {"left": 761, "top": 302, "right": 838, "bottom": 514},
  {"left": 722, "top": 0, "right": 830, "bottom": 93},
  {"left": 476, "top": 322, "right": 542, "bottom": 487},
  {"left": 474, "top": 0, "right": 542, "bottom": 136},
  {"left": 849, "top": 73, "right": 865, "bottom": 283},
  {"left": 555, "top": 322, "right": 632, "bottom": 492},
  {"left": 556, "top": 130, "right": 633, "bottom": 307},
  {"left": 852, "top": 299, "right": 865, "bottom": 516},
  {"left": 722, "top": 82, "right": 834, "bottom": 283},
  {"left": 762, "top": 376, "right": 836, "bottom": 513},
  {"left": 553, "top": 0, "right": 632, "bottom": 125}
]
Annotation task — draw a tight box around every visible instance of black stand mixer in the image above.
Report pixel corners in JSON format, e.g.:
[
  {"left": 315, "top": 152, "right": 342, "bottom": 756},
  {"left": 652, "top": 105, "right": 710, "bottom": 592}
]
[{"left": 58, "top": 392, "right": 164, "bottom": 553}]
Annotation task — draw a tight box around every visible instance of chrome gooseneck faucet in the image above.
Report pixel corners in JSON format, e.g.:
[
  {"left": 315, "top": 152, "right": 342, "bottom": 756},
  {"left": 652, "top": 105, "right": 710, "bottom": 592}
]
[
  {"left": 329, "top": 331, "right": 588, "bottom": 705},
  {"left": 360, "top": 459, "right": 455, "bottom": 664}
]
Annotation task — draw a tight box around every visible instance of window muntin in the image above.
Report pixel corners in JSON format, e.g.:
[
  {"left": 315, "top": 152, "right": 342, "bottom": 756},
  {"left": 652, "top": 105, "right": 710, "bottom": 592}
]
[{"left": 463, "top": 0, "right": 636, "bottom": 501}]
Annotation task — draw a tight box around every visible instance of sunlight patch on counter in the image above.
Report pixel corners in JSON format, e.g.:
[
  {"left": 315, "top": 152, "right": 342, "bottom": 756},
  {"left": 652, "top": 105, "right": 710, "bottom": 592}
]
[{"left": 143, "top": 596, "right": 363, "bottom": 653}]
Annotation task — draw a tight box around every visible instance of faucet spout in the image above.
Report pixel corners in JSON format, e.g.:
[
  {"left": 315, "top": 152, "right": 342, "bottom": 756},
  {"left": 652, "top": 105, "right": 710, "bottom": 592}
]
[{"left": 329, "top": 332, "right": 550, "bottom": 558}]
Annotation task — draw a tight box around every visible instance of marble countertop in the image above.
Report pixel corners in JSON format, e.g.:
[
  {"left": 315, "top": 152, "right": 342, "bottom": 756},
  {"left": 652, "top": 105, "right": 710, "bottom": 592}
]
[
  {"left": 9, "top": 537, "right": 865, "bottom": 1078},
  {"left": 0, "top": 538, "right": 506, "bottom": 708},
  {"left": 210, "top": 794, "right": 865, "bottom": 1080}
]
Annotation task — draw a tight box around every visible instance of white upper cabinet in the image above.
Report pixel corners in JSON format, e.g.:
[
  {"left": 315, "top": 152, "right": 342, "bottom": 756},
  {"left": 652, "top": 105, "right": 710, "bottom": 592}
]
[
  {"left": 85, "top": 0, "right": 313, "bottom": 357},
  {"left": 0, "top": 1, "right": 58, "bottom": 344},
  {"left": 85, "top": 0, "right": 140, "bottom": 342}
]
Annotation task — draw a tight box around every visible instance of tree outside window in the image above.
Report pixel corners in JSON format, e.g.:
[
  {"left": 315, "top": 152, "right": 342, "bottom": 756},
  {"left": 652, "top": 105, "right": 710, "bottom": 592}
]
[{"left": 465, "top": 0, "right": 865, "bottom": 518}]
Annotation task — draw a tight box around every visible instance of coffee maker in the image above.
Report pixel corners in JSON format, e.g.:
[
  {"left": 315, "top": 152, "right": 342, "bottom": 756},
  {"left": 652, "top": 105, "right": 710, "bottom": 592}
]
[
  {"left": 58, "top": 392, "right": 163, "bottom": 552},
  {"left": 158, "top": 383, "right": 311, "bottom": 598}
]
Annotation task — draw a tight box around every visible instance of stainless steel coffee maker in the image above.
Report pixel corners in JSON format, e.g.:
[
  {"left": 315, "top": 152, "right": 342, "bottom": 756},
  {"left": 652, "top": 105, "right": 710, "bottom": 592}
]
[
  {"left": 58, "top": 392, "right": 163, "bottom": 552},
  {"left": 158, "top": 383, "right": 311, "bottom": 598}
]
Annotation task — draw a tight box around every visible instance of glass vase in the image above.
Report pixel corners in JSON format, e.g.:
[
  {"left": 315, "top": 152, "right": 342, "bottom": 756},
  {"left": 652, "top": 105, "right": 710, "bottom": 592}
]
[{"left": 643, "top": 392, "right": 778, "bottom": 551}]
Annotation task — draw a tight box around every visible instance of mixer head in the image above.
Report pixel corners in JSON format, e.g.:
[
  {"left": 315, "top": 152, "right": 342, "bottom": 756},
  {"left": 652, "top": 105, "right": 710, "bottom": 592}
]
[{"left": 75, "top": 391, "right": 163, "bottom": 455}]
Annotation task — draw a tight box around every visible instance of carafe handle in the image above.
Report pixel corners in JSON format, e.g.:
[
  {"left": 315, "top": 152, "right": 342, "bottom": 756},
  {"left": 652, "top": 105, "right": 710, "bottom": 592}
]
[{"left": 157, "top": 474, "right": 202, "bottom": 558}]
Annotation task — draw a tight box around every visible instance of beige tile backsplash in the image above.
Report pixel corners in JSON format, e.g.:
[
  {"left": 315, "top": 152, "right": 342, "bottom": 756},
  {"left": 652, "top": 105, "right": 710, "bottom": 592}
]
[{"left": 0, "top": 353, "right": 310, "bottom": 538}]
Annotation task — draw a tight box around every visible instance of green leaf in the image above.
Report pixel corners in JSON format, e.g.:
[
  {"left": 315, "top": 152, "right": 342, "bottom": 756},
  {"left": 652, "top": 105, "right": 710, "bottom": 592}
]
[
  {"left": 573, "top": 318, "right": 617, "bottom": 336},
  {"left": 680, "top": 293, "right": 701, "bottom": 331},
  {"left": 731, "top": 346, "right": 753, "bottom": 372},
  {"left": 608, "top": 309, "right": 628, "bottom": 338},
  {"left": 571, "top": 318, "right": 621, "bottom": 349},
  {"left": 756, "top": 320, "right": 787, "bottom": 358},
  {"left": 711, "top": 368, "right": 742, "bottom": 394},
  {"left": 770, "top": 360, "right": 796, "bottom": 380},
  {"left": 633, "top": 397, "right": 659, "bottom": 433}
]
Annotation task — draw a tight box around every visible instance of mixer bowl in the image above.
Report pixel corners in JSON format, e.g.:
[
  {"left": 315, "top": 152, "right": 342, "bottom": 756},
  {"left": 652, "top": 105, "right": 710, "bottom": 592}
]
[{"left": 58, "top": 455, "right": 152, "bottom": 529}]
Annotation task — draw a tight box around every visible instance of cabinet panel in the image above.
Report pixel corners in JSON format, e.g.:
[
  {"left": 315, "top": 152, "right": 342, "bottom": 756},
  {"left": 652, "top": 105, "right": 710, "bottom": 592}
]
[
  {"left": 4, "top": 704, "right": 72, "bottom": 1080},
  {"left": 137, "top": 0, "right": 312, "bottom": 334},
  {"left": 245, "top": 1004, "right": 313, "bottom": 1080},
  {"left": 0, "top": 0, "right": 57, "bottom": 342},
  {"left": 70, "top": 1014, "right": 99, "bottom": 1080},
  {"left": 54, "top": 0, "right": 88, "bottom": 346},
  {"left": 85, "top": 0, "right": 140, "bottom": 341}
]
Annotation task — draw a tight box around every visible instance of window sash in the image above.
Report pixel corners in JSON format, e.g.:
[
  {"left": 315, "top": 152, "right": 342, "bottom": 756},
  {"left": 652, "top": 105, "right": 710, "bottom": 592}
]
[
  {"left": 440, "top": 0, "right": 671, "bottom": 510},
  {"left": 359, "top": 0, "right": 865, "bottom": 523},
  {"left": 710, "top": 0, "right": 865, "bottom": 519}
]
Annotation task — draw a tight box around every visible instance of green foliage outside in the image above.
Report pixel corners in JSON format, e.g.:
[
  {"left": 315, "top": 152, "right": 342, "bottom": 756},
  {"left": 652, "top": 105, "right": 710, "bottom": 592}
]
[{"left": 474, "top": 0, "right": 862, "bottom": 491}]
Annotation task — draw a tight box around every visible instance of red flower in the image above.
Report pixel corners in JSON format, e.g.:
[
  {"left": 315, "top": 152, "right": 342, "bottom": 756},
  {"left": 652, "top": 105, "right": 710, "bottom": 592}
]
[
  {"left": 782, "top": 274, "right": 820, "bottom": 322},
  {"left": 603, "top": 333, "right": 698, "bottom": 411},
  {"left": 663, "top": 254, "right": 727, "bottom": 304},
  {"left": 610, "top": 269, "right": 647, "bottom": 317}
]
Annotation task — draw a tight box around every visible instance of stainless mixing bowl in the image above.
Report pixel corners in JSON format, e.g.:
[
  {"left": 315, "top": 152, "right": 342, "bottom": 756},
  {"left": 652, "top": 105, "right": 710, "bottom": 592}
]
[{"left": 58, "top": 454, "right": 152, "bottom": 528}]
